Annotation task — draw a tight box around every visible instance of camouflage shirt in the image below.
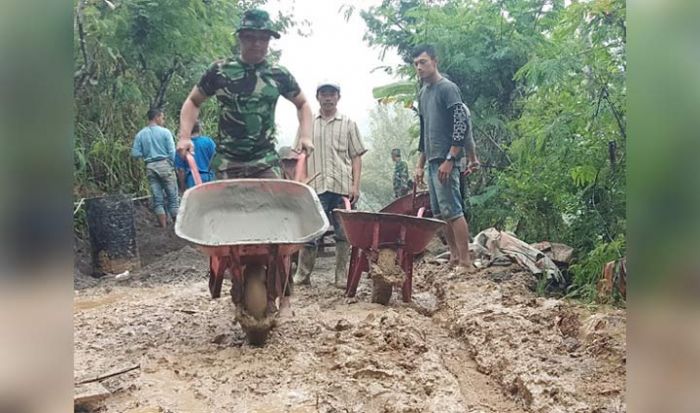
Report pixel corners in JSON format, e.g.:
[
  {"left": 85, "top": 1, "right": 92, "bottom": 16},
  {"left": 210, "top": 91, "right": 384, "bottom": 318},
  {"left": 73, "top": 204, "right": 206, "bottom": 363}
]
[
  {"left": 197, "top": 57, "right": 301, "bottom": 177},
  {"left": 393, "top": 159, "right": 410, "bottom": 198}
]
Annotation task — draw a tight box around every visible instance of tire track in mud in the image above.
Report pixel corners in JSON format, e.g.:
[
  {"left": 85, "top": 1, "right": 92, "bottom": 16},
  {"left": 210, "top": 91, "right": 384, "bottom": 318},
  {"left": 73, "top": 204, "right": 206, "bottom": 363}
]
[{"left": 74, "top": 251, "right": 525, "bottom": 413}]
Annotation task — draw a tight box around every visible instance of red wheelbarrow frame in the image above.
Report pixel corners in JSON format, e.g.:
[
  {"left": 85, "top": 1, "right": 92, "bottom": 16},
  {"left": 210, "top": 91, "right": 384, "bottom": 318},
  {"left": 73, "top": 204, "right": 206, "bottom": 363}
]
[
  {"left": 379, "top": 182, "right": 433, "bottom": 217},
  {"left": 205, "top": 244, "right": 296, "bottom": 307},
  {"left": 179, "top": 152, "right": 324, "bottom": 307},
  {"left": 334, "top": 201, "right": 444, "bottom": 303}
]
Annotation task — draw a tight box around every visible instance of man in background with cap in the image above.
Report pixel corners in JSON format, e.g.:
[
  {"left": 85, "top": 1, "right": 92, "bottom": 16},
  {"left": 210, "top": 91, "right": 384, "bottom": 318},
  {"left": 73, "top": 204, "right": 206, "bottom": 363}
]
[
  {"left": 391, "top": 148, "right": 411, "bottom": 198},
  {"left": 293, "top": 81, "right": 367, "bottom": 288},
  {"left": 176, "top": 8, "right": 314, "bottom": 178}
]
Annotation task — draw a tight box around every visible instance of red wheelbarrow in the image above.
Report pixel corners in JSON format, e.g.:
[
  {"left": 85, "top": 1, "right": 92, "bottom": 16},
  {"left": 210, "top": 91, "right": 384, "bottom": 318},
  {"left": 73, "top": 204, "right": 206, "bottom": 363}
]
[
  {"left": 175, "top": 153, "right": 329, "bottom": 345},
  {"left": 334, "top": 206, "right": 444, "bottom": 305},
  {"left": 379, "top": 183, "right": 432, "bottom": 217}
]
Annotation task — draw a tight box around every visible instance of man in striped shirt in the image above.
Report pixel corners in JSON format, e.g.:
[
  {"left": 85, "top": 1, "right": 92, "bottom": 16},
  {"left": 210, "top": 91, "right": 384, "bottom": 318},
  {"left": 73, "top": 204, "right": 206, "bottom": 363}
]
[{"left": 293, "top": 81, "right": 367, "bottom": 288}]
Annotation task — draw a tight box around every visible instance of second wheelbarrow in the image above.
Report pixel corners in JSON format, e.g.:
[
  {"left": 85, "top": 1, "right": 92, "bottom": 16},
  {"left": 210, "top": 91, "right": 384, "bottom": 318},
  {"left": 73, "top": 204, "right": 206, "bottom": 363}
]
[
  {"left": 379, "top": 183, "right": 433, "bottom": 217},
  {"left": 334, "top": 209, "right": 444, "bottom": 305}
]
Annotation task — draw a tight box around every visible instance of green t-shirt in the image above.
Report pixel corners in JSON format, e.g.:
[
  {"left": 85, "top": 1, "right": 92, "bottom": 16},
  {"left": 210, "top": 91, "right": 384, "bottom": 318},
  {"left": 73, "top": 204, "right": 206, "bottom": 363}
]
[{"left": 197, "top": 57, "right": 301, "bottom": 176}]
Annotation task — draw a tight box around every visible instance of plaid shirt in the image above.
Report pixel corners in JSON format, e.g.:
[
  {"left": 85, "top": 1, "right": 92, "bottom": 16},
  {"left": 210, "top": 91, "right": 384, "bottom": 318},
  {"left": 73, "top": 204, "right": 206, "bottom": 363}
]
[{"left": 296, "top": 112, "right": 367, "bottom": 195}]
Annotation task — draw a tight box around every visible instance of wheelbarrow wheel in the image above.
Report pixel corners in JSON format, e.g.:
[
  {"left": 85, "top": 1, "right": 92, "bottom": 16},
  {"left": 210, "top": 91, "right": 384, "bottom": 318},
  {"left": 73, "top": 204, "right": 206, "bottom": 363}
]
[
  {"left": 371, "top": 279, "right": 393, "bottom": 305},
  {"left": 371, "top": 249, "right": 400, "bottom": 305},
  {"left": 236, "top": 263, "right": 273, "bottom": 346},
  {"left": 246, "top": 328, "right": 270, "bottom": 346},
  {"left": 243, "top": 264, "right": 268, "bottom": 320}
]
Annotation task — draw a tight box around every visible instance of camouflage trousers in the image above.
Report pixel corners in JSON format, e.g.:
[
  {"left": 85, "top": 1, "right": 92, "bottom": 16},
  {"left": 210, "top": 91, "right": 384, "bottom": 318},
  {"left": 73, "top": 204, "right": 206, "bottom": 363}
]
[
  {"left": 212, "top": 150, "right": 282, "bottom": 179},
  {"left": 216, "top": 165, "right": 281, "bottom": 179},
  {"left": 146, "top": 159, "right": 179, "bottom": 217}
]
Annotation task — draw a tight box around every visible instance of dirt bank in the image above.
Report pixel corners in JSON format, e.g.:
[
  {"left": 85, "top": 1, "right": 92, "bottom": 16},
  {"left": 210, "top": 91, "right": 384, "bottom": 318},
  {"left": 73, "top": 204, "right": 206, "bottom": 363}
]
[{"left": 420, "top": 262, "right": 626, "bottom": 412}]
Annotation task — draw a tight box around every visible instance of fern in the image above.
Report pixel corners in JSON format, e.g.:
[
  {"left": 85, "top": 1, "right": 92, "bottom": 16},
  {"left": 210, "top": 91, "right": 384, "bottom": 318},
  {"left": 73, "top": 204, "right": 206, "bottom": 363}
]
[{"left": 568, "top": 236, "right": 625, "bottom": 302}]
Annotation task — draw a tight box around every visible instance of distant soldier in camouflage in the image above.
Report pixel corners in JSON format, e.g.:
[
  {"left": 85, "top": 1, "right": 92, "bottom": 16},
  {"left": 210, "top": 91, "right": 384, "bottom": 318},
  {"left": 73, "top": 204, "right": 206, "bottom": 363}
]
[
  {"left": 391, "top": 148, "right": 411, "bottom": 198},
  {"left": 176, "top": 8, "right": 314, "bottom": 178}
]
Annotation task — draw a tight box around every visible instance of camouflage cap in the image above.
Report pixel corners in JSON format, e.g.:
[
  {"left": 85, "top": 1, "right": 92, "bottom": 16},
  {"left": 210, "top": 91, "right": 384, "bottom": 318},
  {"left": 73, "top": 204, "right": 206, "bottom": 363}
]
[
  {"left": 278, "top": 146, "right": 300, "bottom": 160},
  {"left": 391, "top": 148, "right": 401, "bottom": 156},
  {"left": 236, "top": 9, "right": 281, "bottom": 39}
]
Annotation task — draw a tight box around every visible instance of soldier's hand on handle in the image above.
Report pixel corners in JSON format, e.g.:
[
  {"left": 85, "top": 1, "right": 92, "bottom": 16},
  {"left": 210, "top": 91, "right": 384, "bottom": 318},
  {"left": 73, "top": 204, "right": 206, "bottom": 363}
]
[{"left": 177, "top": 139, "right": 194, "bottom": 158}]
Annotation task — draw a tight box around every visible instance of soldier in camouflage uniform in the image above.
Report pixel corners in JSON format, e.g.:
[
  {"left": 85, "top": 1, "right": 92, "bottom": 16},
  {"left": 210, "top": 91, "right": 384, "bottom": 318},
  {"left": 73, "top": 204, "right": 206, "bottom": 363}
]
[
  {"left": 176, "top": 8, "right": 314, "bottom": 178},
  {"left": 391, "top": 148, "right": 411, "bottom": 198},
  {"left": 176, "top": 9, "right": 313, "bottom": 315}
]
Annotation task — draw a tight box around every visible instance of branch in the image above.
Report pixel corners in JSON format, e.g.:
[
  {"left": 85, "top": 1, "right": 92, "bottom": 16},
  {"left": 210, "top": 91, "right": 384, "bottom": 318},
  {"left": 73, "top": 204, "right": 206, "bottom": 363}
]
[
  {"left": 152, "top": 58, "right": 179, "bottom": 108},
  {"left": 76, "top": 364, "right": 140, "bottom": 385},
  {"left": 138, "top": 52, "right": 148, "bottom": 71},
  {"left": 603, "top": 89, "right": 626, "bottom": 140},
  {"left": 532, "top": 0, "right": 548, "bottom": 31},
  {"left": 592, "top": 85, "right": 605, "bottom": 121},
  {"left": 76, "top": 1, "right": 90, "bottom": 68},
  {"left": 388, "top": 16, "right": 411, "bottom": 35},
  {"left": 74, "top": 0, "right": 92, "bottom": 89},
  {"left": 474, "top": 123, "right": 513, "bottom": 165}
]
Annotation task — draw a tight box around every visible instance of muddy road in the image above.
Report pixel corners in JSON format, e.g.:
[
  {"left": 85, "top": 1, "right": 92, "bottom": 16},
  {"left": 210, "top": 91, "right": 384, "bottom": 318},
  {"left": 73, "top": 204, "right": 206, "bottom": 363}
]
[{"left": 74, "top": 232, "right": 625, "bottom": 412}]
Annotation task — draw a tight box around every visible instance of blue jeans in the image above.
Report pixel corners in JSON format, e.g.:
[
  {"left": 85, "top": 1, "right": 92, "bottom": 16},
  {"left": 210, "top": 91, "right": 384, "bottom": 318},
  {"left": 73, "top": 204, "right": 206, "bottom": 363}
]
[
  {"left": 427, "top": 159, "right": 464, "bottom": 221},
  {"left": 146, "top": 159, "right": 179, "bottom": 218}
]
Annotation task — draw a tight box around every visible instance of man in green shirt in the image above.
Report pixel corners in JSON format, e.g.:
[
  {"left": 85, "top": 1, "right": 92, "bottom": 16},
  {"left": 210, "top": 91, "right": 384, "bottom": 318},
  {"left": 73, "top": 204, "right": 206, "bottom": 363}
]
[
  {"left": 177, "top": 9, "right": 314, "bottom": 177},
  {"left": 391, "top": 148, "right": 411, "bottom": 198}
]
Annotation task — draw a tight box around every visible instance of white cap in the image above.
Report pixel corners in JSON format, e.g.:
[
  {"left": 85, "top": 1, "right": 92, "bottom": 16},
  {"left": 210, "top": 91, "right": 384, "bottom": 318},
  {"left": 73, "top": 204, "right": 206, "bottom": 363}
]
[{"left": 316, "top": 80, "right": 340, "bottom": 93}]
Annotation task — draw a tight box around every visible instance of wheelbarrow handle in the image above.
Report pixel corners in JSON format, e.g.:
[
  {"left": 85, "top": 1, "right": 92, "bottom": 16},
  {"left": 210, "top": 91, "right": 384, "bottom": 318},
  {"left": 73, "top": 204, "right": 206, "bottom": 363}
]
[
  {"left": 185, "top": 153, "right": 203, "bottom": 186},
  {"left": 294, "top": 150, "right": 308, "bottom": 183},
  {"left": 411, "top": 180, "right": 418, "bottom": 211}
]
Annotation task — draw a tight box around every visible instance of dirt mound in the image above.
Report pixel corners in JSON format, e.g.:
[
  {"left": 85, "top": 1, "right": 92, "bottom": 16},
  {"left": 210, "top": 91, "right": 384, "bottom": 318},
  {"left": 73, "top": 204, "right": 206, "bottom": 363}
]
[
  {"left": 74, "top": 231, "right": 625, "bottom": 412},
  {"left": 416, "top": 261, "right": 626, "bottom": 413},
  {"left": 133, "top": 201, "right": 188, "bottom": 266},
  {"left": 131, "top": 245, "right": 209, "bottom": 286}
]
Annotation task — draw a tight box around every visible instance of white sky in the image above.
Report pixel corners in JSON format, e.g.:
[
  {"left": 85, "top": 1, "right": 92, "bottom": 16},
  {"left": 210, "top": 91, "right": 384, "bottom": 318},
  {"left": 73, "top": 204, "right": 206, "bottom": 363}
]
[{"left": 263, "top": 0, "right": 405, "bottom": 147}]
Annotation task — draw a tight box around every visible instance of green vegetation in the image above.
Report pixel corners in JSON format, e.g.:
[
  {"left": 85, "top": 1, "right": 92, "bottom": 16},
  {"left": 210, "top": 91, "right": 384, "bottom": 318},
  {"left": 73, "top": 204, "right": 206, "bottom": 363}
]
[
  {"left": 355, "top": 0, "right": 626, "bottom": 302},
  {"left": 73, "top": 0, "right": 626, "bottom": 302},
  {"left": 73, "top": 0, "right": 296, "bottom": 197},
  {"left": 360, "top": 104, "right": 419, "bottom": 211}
]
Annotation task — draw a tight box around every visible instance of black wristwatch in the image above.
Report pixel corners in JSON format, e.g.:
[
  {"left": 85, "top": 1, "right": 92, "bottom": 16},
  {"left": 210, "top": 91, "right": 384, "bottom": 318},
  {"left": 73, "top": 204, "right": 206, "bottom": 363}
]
[{"left": 445, "top": 152, "right": 456, "bottom": 163}]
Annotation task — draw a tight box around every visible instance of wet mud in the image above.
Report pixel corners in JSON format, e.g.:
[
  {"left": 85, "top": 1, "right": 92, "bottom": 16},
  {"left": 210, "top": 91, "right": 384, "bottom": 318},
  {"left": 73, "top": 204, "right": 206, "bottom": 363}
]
[
  {"left": 75, "top": 238, "right": 625, "bottom": 412},
  {"left": 419, "top": 262, "right": 626, "bottom": 413}
]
